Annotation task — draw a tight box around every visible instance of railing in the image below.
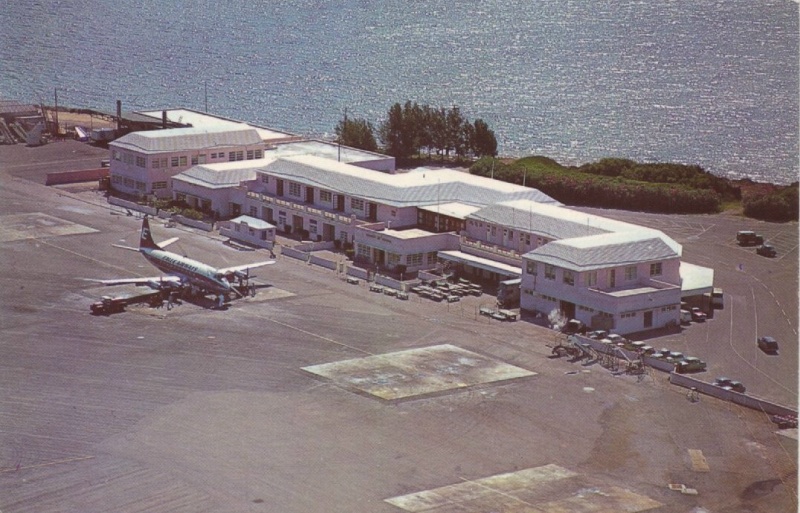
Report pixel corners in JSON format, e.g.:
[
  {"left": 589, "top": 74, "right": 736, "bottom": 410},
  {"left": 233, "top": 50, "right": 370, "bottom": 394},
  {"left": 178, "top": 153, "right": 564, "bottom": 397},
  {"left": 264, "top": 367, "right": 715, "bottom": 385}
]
[{"left": 460, "top": 236, "right": 523, "bottom": 260}]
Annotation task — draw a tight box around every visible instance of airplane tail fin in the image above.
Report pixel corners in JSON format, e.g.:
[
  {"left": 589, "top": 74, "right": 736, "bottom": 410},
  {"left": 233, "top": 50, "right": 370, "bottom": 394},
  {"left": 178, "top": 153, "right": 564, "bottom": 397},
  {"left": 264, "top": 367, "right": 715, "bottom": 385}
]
[{"left": 139, "top": 217, "right": 160, "bottom": 250}]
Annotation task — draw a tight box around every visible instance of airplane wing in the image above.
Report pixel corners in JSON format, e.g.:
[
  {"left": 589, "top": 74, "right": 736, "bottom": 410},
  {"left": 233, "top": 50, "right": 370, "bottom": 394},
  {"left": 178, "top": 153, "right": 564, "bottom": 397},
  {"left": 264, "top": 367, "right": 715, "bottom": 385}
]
[
  {"left": 85, "top": 275, "right": 183, "bottom": 288},
  {"left": 217, "top": 261, "right": 275, "bottom": 276}
]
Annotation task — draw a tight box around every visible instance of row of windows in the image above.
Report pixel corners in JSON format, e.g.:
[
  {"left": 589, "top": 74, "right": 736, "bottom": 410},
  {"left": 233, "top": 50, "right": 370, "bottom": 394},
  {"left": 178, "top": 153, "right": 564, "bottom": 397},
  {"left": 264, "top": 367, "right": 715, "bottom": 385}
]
[
  {"left": 115, "top": 149, "right": 264, "bottom": 169},
  {"left": 529, "top": 262, "right": 664, "bottom": 284}
]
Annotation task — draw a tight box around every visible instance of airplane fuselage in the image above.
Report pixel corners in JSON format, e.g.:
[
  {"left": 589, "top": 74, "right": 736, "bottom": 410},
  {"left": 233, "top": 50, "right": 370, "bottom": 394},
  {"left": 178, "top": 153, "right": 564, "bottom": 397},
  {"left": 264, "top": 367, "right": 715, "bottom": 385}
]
[{"left": 141, "top": 248, "right": 231, "bottom": 295}]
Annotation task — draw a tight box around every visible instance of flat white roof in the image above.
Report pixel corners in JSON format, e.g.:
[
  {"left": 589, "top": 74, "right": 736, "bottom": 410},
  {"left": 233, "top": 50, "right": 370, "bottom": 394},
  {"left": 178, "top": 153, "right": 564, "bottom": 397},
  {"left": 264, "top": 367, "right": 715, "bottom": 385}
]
[
  {"left": 439, "top": 250, "right": 522, "bottom": 277},
  {"left": 139, "top": 109, "right": 294, "bottom": 141},
  {"left": 271, "top": 140, "right": 393, "bottom": 166},
  {"left": 230, "top": 215, "right": 275, "bottom": 230},
  {"left": 680, "top": 262, "right": 714, "bottom": 295},
  {"left": 418, "top": 202, "right": 482, "bottom": 219}
]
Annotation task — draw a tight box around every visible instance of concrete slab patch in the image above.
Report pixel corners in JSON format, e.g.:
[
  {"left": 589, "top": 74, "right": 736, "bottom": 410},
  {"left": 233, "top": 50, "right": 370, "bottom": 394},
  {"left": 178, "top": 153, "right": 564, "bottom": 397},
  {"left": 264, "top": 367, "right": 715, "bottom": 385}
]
[
  {"left": 689, "top": 449, "right": 710, "bottom": 472},
  {"left": 303, "top": 344, "right": 536, "bottom": 401},
  {"left": 386, "top": 465, "right": 661, "bottom": 513},
  {"left": 0, "top": 212, "right": 97, "bottom": 243}
]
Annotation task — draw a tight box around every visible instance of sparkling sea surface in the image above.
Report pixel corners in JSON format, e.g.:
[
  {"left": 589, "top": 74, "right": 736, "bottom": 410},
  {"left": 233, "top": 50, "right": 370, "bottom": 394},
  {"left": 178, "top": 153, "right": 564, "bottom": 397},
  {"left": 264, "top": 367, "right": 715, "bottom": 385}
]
[{"left": 1, "top": 0, "right": 797, "bottom": 184}]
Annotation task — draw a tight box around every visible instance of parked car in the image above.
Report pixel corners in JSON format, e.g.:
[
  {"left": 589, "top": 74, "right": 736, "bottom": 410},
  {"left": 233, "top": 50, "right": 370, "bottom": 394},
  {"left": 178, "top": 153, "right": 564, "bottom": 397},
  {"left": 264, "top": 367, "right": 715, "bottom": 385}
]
[
  {"left": 713, "top": 377, "right": 746, "bottom": 393},
  {"left": 737, "top": 230, "right": 764, "bottom": 246},
  {"left": 757, "top": 336, "right": 779, "bottom": 354},
  {"left": 675, "top": 356, "right": 707, "bottom": 373},
  {"left": 586, "top": 330, "right": 608, "bottom": 340},
  {"left": 607, "top": 334, "right": 626, "bottom": 346},
  {"left": 680, "top": 309, "right": 692, "bottom": 324},
  {"left": 756, "top": 243, "right": 776, "bottom": 257},
  {"left": 690, "top": 307, "right": 707, "bottom": 322}
]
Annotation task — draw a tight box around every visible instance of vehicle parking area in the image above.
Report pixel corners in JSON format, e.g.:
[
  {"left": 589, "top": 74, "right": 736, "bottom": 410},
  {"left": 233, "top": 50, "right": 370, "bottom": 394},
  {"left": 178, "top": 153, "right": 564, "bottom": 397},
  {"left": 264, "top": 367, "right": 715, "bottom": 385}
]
[{"left": 0, "top": 142, "right": 797, "bottom": 513}]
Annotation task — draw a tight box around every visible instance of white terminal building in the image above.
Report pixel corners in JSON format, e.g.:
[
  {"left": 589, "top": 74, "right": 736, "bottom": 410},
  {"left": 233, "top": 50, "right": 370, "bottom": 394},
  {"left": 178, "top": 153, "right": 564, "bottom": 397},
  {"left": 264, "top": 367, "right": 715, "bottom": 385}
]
[{"left": 107, "top": 109, "right": 714, "bottom": 336}]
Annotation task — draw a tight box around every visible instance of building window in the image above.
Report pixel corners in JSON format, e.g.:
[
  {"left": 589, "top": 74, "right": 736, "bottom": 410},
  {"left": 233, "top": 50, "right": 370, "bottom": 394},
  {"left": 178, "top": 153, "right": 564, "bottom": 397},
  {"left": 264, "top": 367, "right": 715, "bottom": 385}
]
[
  {"left": 191, "top": 156, "right": 198, "bottom": 165},
  {"left": 356, "top": 243, "right": 371, "bottom": 259},
  {"left": 152, "top": 181, "right": 167, "bottom": 190},
  {"left": 309, "top": 219, "right": 318, "bottom": 234},
  {"left": 135, "top": 156, "right": 146, "bottom": 168},
  {"left": 171, "top": 157, "right": 180, "bottom": 167},
  {"left": 586, "top": 271, "right": 597, "bottom": 287},
  {"left": 526, "top": 261, "right": 537, "bottom": 275},
  {"left": 288, "top": 182, "right": 302, "bottom": 197},
  {"left": 650, "top": 262, "right": 662, "bottom": 276},
  {"left": 229, "top": 151, "right": 236, "bottom": 162},
  {"left": 525, "top": 234, "right": 531, "bottom": 245},
  {"left": 351, "top": 198, "right": 364, "bottom": 211},
  {"left": 254, "top": 149, "right": 263, "bottom": 159},
  {"left": 179, "top": 156, "right": 187, "bottom": 166},
  {"left": 544, "top": 264, "right": 556, "bottom": 280},
  {"left": 249, "top": 206, "right": 258, "bottom": 217},
  {"left": 152, "top": 159, "right": 160, "bottom": 169},
  {"left": 113, "top": 150, "right": 121, "bottom": 161},
  {"left": 198, "top": 154, "right": 206, "bottom": 164},
  {"left": 320, "top": 190, "right": 332, "bottom": 203},
  {"left": 563, "top": 270, "right": 575, "bottom": 286},
  {"left": 387, "top": 252, "right": 400, "bottom": 266},
  {"left": 426, "top": 251, "right": 438, "bottom": 264},
  {"left": 624, "top": 266, "right": 637, "bottom": 280},
  {"left": 407, "top": 253, "right": 423, "bottom": 266},
  {"left": 261, "top": 175, "right": 269, "bottom": 184},
  {"left": 247, "top": 150, "right": 254, "bottom": 160}
]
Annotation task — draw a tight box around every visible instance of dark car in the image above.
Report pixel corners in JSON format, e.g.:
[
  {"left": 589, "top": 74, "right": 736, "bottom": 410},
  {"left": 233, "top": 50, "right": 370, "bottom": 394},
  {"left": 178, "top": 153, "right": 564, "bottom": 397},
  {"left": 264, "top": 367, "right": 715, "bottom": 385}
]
[
  {"left": 756, "top": 244, "right": 776, "bottom": 257},
  {"left": 757, "top": 336, "right": 779, "bottom": 354},
  {"left": 561, "top": 319, "right": 587, "bottom": 334},
  {"left": 737, "top": 230, "right": 764, "bottom": 246},
  {"left": 713, "top": 377, "right": 746, "bottom": 393}
]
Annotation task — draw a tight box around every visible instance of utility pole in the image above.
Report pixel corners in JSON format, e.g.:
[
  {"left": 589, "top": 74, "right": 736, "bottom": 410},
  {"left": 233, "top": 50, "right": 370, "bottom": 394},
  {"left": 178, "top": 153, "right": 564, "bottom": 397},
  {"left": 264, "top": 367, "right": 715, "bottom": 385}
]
[
  {"left": 338, "top": 107, "right": 347, "bottom": 162},
  {"left": 53, "top": 88, "right": 59, "bottom": 137}
]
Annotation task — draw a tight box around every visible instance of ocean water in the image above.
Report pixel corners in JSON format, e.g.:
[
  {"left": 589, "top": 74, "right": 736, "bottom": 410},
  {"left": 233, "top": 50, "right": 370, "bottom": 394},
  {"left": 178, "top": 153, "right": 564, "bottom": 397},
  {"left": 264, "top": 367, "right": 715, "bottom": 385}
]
[{"left": 1, "top": 0, "right": 797, "bottom": 184}]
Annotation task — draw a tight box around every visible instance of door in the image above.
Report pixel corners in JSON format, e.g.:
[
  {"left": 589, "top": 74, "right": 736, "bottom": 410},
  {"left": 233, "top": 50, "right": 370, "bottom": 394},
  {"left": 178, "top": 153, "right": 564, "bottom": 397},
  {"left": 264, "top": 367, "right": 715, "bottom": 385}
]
[
  {"left": 368, "top": 202, "right": 378, "bottom": 221},
  {"left": 335, "top": 195, "right": 345, "bottom": 212},
  {"left": 609, "top": 269, "right": 616, "bottom": 288},
  {"left": 305, "top": 186, "right": 314, "bottom": 204},
  {"left": 644, "top": 310, "right": 653, "bottom": 328},
  {"left": 560, "top": 300, "right": 576, "bottom": 320},
  {"left": 276, "top": 179, "right": 284, "bottom": 196}
]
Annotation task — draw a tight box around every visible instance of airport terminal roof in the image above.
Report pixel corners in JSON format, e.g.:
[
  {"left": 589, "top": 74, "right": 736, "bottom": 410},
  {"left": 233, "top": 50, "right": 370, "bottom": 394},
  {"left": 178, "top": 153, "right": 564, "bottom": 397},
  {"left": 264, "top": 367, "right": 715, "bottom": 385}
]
[
  {"left": 173, "top": 160, "right": 273, "bottom": 188},
  {"left": 525, "top": 229, "right": 682, "bottom": 271},
  {"left": 259, "top": 155, "right": 560, "bottom": 208},
  {"left": 110, "top": 126, "right": 264, "bottom": 153},
  {"left": 270, "top": 139, "right": 394, "bottom": 167},
  {"left": 138, "top": 109, "right": 295, "bottom": 141},
  {"left": 469, "top": 200, "right": 644, "bottom": 240}
]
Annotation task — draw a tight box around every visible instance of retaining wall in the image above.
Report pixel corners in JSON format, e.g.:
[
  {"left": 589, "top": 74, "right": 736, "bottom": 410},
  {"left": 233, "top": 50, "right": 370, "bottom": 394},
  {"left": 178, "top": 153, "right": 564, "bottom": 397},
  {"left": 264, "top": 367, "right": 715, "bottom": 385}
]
[
  {"left": 46, "top": 168, "right": 108, "bottom": 185},
  {"left": 108, "top": 197, "right": 157, "bottom": 216},
  {"left": 670, "top": 373, "right": 797, "bottom": 417}
]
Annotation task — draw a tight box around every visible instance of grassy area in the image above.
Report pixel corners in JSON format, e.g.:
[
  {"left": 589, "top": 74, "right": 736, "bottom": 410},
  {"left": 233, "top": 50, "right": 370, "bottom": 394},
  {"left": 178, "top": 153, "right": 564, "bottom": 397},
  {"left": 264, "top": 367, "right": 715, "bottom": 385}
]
[{"left": 468, "top": 156, "right": 798, "bottom": 221}]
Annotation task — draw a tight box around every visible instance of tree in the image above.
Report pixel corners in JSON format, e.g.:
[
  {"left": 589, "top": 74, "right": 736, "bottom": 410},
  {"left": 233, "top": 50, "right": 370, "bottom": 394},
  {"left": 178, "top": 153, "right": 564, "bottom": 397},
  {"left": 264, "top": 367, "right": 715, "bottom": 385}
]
[
  {"left": 472, "top": 118, "right": 497, "bottom": 157},
  {"left": 379, "top": 103, "right": 412, "bottom": 160},
  {"left": 335, "top": 116, "right": 378, "bottom": 152}
]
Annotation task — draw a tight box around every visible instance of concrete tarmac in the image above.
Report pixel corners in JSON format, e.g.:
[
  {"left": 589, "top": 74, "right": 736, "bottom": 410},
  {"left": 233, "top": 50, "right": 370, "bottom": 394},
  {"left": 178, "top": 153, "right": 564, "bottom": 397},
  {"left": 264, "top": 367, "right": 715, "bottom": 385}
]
[{"left": 0, "top": 141, "right": 797, "bottom": 513}]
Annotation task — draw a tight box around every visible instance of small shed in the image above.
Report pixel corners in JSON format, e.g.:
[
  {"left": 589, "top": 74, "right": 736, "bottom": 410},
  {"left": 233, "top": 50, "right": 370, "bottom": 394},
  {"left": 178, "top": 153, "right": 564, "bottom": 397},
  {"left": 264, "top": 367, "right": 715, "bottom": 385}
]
[{"left": 221, "top": 215, "right": 276, "bottom": 249}]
